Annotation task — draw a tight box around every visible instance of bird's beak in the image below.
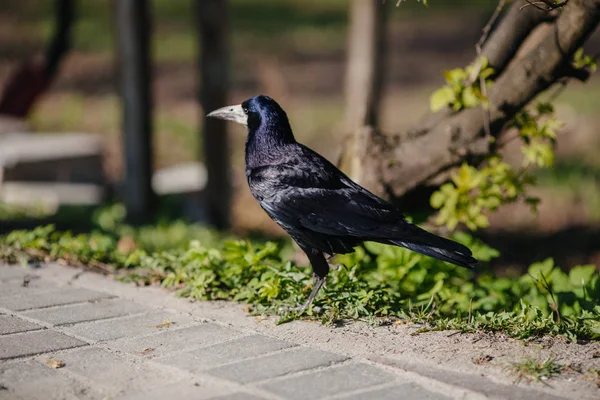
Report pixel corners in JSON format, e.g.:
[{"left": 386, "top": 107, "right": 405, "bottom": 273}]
[{"left": 206, "top": 104, "right": 247, "bottom": 126}]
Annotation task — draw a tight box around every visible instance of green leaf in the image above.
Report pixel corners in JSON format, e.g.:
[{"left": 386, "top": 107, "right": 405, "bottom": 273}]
[
  {"left": 444, "top": 68, "right": 467, "bottom": 85},
  {"left": 430, "top": 86, "right": 456, "bottom": 111},
  {"left": 461, "top": 86, "right": 480, "bottom": 108},
  {"left": 569, "top": 265, "right": 597, "bottom": 288}
]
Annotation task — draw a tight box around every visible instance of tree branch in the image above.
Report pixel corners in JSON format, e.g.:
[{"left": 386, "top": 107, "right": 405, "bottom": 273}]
[
  {"left": 407, "top": 0, "right": 548, "bottom": 138},
  {"left": 356, "top": 0, "right": 600, "bottom": 213}
]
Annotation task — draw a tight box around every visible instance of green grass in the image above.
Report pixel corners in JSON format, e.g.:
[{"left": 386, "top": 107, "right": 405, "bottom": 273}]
[
  {"left": 504, "top": 355, "right": 566, "bottom": 384},
  {"left": 1, "top": 205, "right": 599, "bottom": 341}
]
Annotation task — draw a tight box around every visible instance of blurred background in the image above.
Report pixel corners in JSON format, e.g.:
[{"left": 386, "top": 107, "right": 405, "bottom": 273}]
[{"left": 0, "top": 0, "right": 599, "bottom": 271}]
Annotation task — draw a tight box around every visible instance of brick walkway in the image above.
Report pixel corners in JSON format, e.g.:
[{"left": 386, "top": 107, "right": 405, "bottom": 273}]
[{"left": 0, "top": 263, "right": 575, "bottom": 399}]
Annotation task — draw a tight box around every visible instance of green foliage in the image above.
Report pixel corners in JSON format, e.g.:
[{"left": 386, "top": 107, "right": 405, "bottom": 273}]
[
  {"left": 430, "top": 158, "right": 536, "bottom": 230},
  {"left": 573, "top": 48, "right": 598, "bottom": 73},
  {"left": 430, "top": 100, "right": 563, "bottom": 232},
  {"left": 510, "top": 102, "right": 561, "bottom": 168},
  {"left": 504, "top": 355, "right": 565, "bottom": 384},
  {"left": 2, "top": 225, "right": 599, "bottom": 341},
  {"left": 430, "top": 57, "right": 494, "bottom": 112}
]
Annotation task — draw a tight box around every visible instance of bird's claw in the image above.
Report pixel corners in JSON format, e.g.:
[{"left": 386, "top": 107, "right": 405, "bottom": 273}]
[{"left": 278, "top": 303, "right": 308, "bottom": 314}]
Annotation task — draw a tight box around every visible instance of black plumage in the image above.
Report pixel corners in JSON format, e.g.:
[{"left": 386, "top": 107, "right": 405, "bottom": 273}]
[{"left": 208, "top": 95, "right": 477, "bottom": 311}]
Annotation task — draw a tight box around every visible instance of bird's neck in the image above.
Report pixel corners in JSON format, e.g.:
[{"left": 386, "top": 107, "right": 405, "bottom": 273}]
[{"left": 245, "top": 118, "right": 296, "bottom": 168}]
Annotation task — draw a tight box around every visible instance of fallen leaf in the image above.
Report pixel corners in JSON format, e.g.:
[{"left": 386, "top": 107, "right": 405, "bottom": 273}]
[
  {"left": 155, "top": 319, "right": 173, "bottom": 328},
  {"left": 472, "top": 354, "right": 494, "bottom": 365},
  {"left": 117, "top": 236, "right": 138, "bottom": 254},
  {"left": 46, "top": 359, "right": 65, "bottom": 369}
]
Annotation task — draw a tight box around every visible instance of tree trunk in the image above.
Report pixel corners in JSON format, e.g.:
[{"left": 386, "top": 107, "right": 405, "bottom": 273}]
[
  {"left": 338, "top": 0, "right": 387, "bottom": 183},
  {"left": 344, "top": 0, "right": 600, "bottom": 214},
  {"left": 196, "top": 0, "right": 231, "bottom": 230},
  {"left": 115, "top": 0, "right": 156, "bottom": 224}
]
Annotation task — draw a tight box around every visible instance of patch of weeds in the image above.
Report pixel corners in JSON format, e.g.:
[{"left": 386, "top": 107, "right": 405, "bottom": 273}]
[
  {"left": 504, "top": 355, "right": 565, "bottom": 384},
  {"left": 1, "top": 219, "right": 599, "bottom": 342}
]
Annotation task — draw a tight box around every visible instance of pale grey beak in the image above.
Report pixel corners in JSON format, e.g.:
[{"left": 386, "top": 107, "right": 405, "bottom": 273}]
[{"left": 206, "top": 104, "right": 247, "bottom": 126}]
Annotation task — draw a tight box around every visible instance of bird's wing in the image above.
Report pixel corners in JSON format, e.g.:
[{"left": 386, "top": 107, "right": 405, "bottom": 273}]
[{"left": 248, "top": 154, "right": 406, "bottom": 239}]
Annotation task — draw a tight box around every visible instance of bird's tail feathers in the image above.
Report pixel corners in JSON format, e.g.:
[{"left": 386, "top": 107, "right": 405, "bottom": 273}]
[
  {"left": 389, "top": 240, "right": 477, "bottom": 269},
  {"left": 384, "top": 224, "right": 477, "bottom": 269}
]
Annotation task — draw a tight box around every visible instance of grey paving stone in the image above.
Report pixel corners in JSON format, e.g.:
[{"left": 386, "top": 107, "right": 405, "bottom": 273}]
[
  {"left": 0, "top": 265, "right": 30, "bottom": 282},
  {"left": 63, "top": 311, "right": 194, "bottom": 341},
  {"left": 57, "top": 347, "right": 182, "bottom": 396},
  {"left": 159, "top": 334, "right": 295, "bottom": 372},
  {"left": 206, "top": 347, "right": 347, "bottom": 384},
  {"left": 0, "top": 288, "right": 113, "bottom": 311},
  {"left": 0, "top": 330, "right": 87, "bottom": 360},
  {"left": 0, "top": 359, "right": 104, "bottom": 400},
  {"left": 0, "top": 315, "right": 44, "bottom": 335},
  {"left": 339, "top": 383, "right": 450, "bottom": 400},
  {"left": 370, "top": 356, "right": 566, "bottom": 400},
  {"left": 259, "top": 362, "right": 397, "bottom": 400},
  {"left": 207, "top": 393, "right": 269, "bottom": 400},
  {"left": 0, "top": 278, "right": 57, "bottom": 297},
  {"left": 108, "top": 323, "right": 243, "bottom": 358},
  {"left": 118, "top": 382, "right": 235, "bottom": 400},
  {"left": 22, "top": 298, "right": 149, "bottom": 325}
]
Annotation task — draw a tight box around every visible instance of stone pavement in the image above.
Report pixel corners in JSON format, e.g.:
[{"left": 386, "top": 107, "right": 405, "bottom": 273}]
[{"left": 0, "top": 263, "right": 580, "bottom": 400}]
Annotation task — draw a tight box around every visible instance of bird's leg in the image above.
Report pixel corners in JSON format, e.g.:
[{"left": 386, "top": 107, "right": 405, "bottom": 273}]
[
  {"left": 293, "top": 274, "right": 326, "bottom": 312},
  {"left": 278, "top": 274, "right": 326, "bottom": 313},
  {"left": 278, "top": 247, "right": 329, "bottom": 313}
]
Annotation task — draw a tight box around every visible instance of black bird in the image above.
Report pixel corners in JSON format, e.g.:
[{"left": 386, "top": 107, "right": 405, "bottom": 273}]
[{"left": 208, "top": 95, "right": 477, "bottom": 311}]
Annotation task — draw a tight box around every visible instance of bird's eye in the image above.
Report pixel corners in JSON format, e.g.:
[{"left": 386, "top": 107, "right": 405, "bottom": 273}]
[{"left": 242, "top": 107, "right": 249, "bottom": 114}]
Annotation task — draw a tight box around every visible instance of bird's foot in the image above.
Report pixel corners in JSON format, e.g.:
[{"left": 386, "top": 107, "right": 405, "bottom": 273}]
[
  {"left": 278, "top": 275, "right": 327, "bottom": 315},
  {"left": 278, "top": 302, "right": 310, "bottom": 314}
]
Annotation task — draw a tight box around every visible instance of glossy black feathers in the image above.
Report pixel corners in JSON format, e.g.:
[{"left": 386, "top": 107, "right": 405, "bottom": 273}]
[{"left": 242, "top": 95, "right": 477, "bottom": 279}]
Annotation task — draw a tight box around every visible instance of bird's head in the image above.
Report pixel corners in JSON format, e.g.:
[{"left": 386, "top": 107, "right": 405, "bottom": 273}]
[{"left": 207, "top": 95, "right": 291, "bottom": 134}]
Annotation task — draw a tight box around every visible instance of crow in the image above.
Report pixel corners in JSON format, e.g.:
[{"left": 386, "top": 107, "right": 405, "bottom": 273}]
[{"left": 208, "top": 95, "right": 477, "bottom": 311}]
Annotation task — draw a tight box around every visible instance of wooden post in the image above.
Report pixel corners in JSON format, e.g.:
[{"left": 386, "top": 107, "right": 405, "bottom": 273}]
[
  {"left": 115, "top": 0, "right": 156, "bottom": 224},
  {"left": 196, "top": 0, "right": 231, "bottom": 229}
]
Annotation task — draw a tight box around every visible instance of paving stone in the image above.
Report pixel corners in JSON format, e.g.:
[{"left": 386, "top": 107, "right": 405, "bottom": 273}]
[
  {"left": 0, "top": 288, "right": 113, "bottom": 311},
  {"left": 159, "top": 334, "right": 295, "bottom": 372},
  {"left": 118, "top": 381, "right": 235, "bottom": 400},
  {"left": 207, "top": 393, "right": 269, "bottom": 400},
  {"left": 22, "top": 298, "right": 149, "bottom": 326},
  {"left": 63, "top": 311, "right": 194, "bottom": 341},
  {"left": 259, "top": 362, "right": 397, "bottom": 400},
  {"left": 0, "top": 265, "right": 30, "bottom": 282},
  {"left": 109, "top": 323, "right": 243, "bottom": 358},
  {"left": 0, "top": 359, "right": 104, "bottom": 400},
  {"left": 370, "top": 356, "right": 566, "bottom": 400},
  {"left": 206, "top": 347, "right": 347, "bottom": 384},
  {"left": 57, "top": 347, "right": 182, "bottom": 396},
  {"left": 339, "top": 383, "right": 450, "bottom": 400},
  {"left": 0, "top": 278, "right": 57, "bottom": 297},
  {"left": 0, "top": 315, "right": 44, "bottom": 335},
  {"left": 0, "top": 330, "right": 87, "bottom": 360}
]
